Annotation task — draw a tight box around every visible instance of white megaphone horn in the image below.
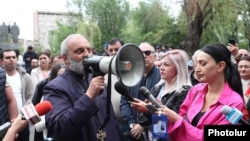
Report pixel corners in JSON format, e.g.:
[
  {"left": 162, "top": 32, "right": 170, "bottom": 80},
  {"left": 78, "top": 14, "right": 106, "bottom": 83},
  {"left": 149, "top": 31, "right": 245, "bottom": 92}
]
[{"left": 83, "top": 43, "right": 145, "bottom": 87}]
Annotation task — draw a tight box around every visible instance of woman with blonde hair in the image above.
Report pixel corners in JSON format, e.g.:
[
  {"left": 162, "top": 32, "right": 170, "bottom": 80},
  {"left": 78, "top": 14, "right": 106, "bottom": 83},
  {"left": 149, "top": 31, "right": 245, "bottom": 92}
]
[{"left": 133, "top": 49, "right": 192, "bottom": 141}]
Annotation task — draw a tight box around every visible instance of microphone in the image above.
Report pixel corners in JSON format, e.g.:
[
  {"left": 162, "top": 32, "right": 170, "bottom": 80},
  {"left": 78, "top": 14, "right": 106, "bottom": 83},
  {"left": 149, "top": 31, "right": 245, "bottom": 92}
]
[
  {"left": 33, "top": 101, "right": 53, "bottom": 132},
  {"left": 21, "top": 101, "right": 52, "bottom": 125},
  {"left": 34, "top": 101, "right": 52, "bottom": 116},
  {"left": 221, "top": 105, "right": 249, "bottom": 125},
  {"left": 114, "top": 81, "right": 135, "bottom": 102},
  {"left": 0, "top": 101, "right": 52, "bottom": 137},
  {"left": 0, "top": 122, "right": 11, "bottom": 138},
  {"left": 139, "top": 86, "right": 162, "bottom": 108}
]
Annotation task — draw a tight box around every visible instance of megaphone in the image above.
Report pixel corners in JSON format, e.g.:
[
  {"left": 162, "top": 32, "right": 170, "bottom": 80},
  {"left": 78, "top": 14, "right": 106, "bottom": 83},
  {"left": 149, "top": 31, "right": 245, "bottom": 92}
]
[{"left": 83, "top": 43, "right": 145, "bottom": 87}]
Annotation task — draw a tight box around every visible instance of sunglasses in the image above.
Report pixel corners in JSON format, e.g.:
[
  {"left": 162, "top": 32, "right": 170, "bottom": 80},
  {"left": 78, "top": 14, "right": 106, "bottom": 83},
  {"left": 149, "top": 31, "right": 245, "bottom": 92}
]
[{"left": 142, "top": 50, "right": 154, "bottom": 56}]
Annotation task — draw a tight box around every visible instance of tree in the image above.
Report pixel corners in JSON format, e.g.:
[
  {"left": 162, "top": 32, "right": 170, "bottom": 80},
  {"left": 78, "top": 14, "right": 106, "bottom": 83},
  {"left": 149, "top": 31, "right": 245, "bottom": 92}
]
[
  {"left": 77, "top": 21, "right": 102, "bottom": 52},
  {"left": 132, "top": 0, "right": 183, "bottom": 46},
  {"left": 182, "top": 0, "right": 243, "bottom": 56},
  {"left": 133, "top": 0, "right": 167, "bottom": 35},
  {"left": 242, "top": 0, "right": 250, "bottom": 50},
  {"left": 201, "top": 0, "right": 240, "bottom": 46},
  {"left": 152, "top": 12, "right": 186, "bottom": 48},
  {"left": 48, "top": 0, "right": 249, "bottom": 55},
  {"left": 48, "top": 20, "right": 102, "bottom": 55},
  {"left": 48, "top": 22, "right": 76, "bottom": 55},
  {"left": 182, "top": 0, "right": 213, "bottom": 56},
  {"left": 83, "top": 0, "right": 130, "bottom": 43},
  {"left": 120, "top": 18, "right": 142, "bottom": 45}
]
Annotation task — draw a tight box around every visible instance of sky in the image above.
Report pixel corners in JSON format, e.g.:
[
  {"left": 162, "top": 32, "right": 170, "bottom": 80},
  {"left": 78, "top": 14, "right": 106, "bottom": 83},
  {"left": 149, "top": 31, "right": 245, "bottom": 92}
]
[
  {"left": 0, "top": 0, "right": 181, "bottom": 40},
  {"left": 0, "top": 0, "right": 68, "bottom": 40}
]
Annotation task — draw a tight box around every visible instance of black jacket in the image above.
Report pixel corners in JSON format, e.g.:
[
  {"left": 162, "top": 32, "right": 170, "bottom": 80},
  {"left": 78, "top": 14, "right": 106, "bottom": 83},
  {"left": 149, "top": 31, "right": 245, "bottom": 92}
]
[
  {"left": 138, "top": 84, "right": 191, "bottom": 127},
  {"left": 32, "top": 77, "right": 49, "bottom": 105}
]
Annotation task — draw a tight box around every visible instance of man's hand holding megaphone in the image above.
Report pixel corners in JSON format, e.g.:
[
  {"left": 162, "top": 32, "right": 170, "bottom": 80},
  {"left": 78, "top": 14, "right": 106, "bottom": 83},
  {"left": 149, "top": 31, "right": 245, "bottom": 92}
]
[{"left": 86, "top": 76, "right": 106, "bottom": 99}]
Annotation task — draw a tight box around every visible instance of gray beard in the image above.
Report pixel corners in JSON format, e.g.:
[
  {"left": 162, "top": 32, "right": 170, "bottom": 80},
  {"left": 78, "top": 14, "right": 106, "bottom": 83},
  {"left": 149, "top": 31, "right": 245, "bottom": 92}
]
[{"left": 68, "top": 57, "right": 85, "bottom": 76}]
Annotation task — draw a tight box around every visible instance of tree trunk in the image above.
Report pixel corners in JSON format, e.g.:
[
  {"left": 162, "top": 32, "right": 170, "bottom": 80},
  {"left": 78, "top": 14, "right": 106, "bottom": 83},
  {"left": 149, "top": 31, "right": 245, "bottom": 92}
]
[{"left": 183, "top": 0, "right": 204, "bottom": 58}]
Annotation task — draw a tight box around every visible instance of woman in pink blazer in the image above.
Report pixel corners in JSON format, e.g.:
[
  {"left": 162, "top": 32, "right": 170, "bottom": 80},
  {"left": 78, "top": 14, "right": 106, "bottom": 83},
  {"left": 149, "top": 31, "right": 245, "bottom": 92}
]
[{"left": 131, "top": 43, "right": 244, "bottom": 141}]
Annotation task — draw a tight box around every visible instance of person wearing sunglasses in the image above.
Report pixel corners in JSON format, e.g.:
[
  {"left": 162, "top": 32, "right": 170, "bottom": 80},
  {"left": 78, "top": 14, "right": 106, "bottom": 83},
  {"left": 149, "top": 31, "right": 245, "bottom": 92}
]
[{"left": 120, "top": 42, "right": 161, "bottom": 141}]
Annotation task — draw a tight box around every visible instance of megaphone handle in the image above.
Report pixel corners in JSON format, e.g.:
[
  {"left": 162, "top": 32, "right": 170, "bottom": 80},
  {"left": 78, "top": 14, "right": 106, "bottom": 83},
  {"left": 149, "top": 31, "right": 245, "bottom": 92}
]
[{"left": 88, "top": 67, "right": 101, "bottom": 77}]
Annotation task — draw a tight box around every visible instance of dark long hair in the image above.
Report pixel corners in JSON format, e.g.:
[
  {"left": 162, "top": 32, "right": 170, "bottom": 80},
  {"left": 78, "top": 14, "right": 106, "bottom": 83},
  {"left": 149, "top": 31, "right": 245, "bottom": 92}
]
[
  {"left": 201, "top": 43, "right": 243, "bottom": 98},
  {"left": 49, "top": 62, "right": 65, "bottom": 81}
]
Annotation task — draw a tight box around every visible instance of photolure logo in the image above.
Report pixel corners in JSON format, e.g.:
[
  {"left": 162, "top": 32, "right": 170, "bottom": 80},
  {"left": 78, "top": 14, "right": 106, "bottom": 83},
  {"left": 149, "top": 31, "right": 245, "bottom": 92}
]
[{"left": 204, "top": 125, "right": 250, "bottom": 140}]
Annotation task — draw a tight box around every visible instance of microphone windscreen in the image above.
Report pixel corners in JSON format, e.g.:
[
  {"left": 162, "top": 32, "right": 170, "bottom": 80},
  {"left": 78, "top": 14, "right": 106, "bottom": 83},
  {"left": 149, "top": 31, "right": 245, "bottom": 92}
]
[
  {"left": 35, "top": 101, "right": 52, "bottom": 116},
  {"left": 221, "top": 105, "right": 231, "bottom": 115},
  {"left": 115, "top": 81, "right": 127, "bottom": 94},
  {"left": 139, "top": 86, "right": 150, "bottom": 97}
]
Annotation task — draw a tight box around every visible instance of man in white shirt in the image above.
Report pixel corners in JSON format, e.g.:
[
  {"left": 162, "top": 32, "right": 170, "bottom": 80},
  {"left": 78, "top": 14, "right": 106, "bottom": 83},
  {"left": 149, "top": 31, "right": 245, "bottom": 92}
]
[{"left": 0, "top": 49, "right": 34, "bottom": 141}]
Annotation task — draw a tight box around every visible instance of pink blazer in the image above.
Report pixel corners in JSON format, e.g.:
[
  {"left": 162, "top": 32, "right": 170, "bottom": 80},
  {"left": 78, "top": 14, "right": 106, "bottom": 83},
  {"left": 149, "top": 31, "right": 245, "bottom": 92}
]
[{"left": 168, "top": 82, "right": 244, "bottom": 141}]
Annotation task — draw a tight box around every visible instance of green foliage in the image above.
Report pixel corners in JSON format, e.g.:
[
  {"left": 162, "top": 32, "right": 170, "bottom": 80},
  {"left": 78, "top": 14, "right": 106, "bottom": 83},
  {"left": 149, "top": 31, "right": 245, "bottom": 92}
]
[
  {"left": 66, "top": 0, "right": 85, "bottom": 20},
  {"left": 131, "top": 0, "right": 186, "bottom": 48},
  {"left": 201, "top": 0, "right": 239, "bottom": 44},
  {"left": 76, "top": 22, "right": 102, "bottom": 52},
  {"left": 120, "top": 18, "right": 142, "bottom": 45},
  {"left": 181, "top": 0, "right": 249, "bottom": 54},
  {"left": 133, "top": 0, "right": 166, "bottom": 34},
  {"left": 153, "top": 16, "right": 186, "bottom": 48},
  {"left": 48, "top": 23, "right": 76, "bottom": 55},
  {"left": 48, "top": 19, "right": 102, "bottom": 55},
  {"left": 19, "top": 46, "right": 25, "bottom": 55},
  {"left": 84, "top": 0, "right": 130, "bottom": 43},
  {"left": 47, "top": 0, "right": 250, "bottom": 54},
  {"left": 32, "top": 40, "right": 45, "bottom": 54},
  {"left": 240, "top": 0, "right": 250, "bottom": 49}
]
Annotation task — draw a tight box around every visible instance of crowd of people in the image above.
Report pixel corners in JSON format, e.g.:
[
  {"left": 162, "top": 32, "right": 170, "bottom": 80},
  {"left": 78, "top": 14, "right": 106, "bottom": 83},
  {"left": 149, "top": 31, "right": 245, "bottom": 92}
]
[{"left": 0, "top": 34, "right": 249, "bottom": 141}]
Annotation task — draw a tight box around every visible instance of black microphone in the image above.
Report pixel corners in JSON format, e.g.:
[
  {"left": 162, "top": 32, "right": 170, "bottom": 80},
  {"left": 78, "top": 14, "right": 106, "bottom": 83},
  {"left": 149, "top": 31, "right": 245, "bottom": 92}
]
[
  {"left": 221, "top": 105, "right": 249, "bottom": 125},
  {"left": 114, "top": 81, "right": 135, "bottom": 102},
  {"left": 139, "top": 86, "right": 162, "bottom": 108}
]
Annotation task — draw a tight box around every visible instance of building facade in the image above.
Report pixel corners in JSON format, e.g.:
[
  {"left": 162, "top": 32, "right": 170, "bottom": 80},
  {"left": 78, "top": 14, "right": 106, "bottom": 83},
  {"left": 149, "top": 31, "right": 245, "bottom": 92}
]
[{"left": 33, "top": 11, "right": 70, "bottom": 49}]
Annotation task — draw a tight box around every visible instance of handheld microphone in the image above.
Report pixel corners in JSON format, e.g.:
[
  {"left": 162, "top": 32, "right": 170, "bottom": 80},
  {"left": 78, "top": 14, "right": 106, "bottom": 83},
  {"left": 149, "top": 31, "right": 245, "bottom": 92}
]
[
  {"left": 21, "top": 101, "right": 52, "bottom": 125},
  {"left": 34, "top": 101, "right": 53, "bottom": 116},
  {"left": 139, "top": 86, "right": 162, "bottom": 108},
  {"left": 0, "top": 122, "right": 11, "bottom": 138},
  {"left": 221, "top": 105, "right": 249, "bottom": 125},
  {"left": 33, "top": 101, "right": 53, "bottom": 132},
  {"left": 115, "top": 81, "right": 135, "bottom": 102}
]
